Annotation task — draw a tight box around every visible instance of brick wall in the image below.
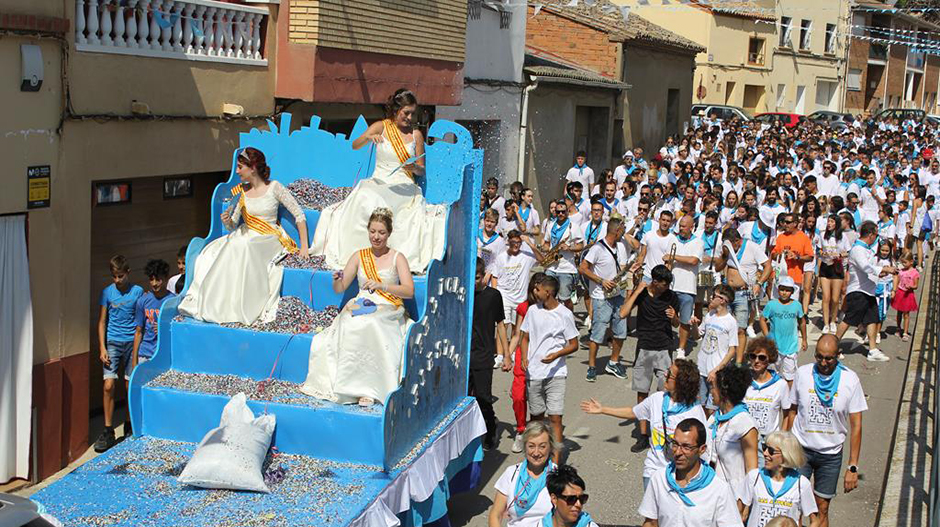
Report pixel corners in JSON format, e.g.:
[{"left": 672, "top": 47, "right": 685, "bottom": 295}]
[
  {"left": 926, "top": 55, "right": 939, "bottom": 112},
  {"left": 887, "top": 43, "right": 907, "bottom": 105},
  {"left": 526, "top": 7, "right": 619, "bottom": 78},
  {"left": 845, "top": 34, "right": 869, "bottom": 112}
]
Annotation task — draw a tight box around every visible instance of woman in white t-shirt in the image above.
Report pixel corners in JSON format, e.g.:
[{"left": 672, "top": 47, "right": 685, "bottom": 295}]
[
  {"left": 707, "top": 364, "right": 760, "bottom": 488},
  {"left": 736, "top": 431, "right": 818, "bottom": 527},
  {"left": 488, "top": 421, "right": 558, "bottom": 527},
  {"left": 581, "top": 359, "right": 706, "bottom": 489},
  {"left": 814, "top": 215, "right": 849, "bottom": 334},
  {"left": 743, "top": 338, "right": 789, "bottom": 442}
]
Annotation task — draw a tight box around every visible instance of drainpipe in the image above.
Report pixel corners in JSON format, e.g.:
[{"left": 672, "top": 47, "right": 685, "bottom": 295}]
[{"left": 517, "top": 75, "right": 539, "bottom": 184}]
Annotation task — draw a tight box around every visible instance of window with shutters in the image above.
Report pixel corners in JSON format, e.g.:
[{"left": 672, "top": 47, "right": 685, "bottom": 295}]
[
  {"left": 800, "top": 19, "right": 813, "bottom": 51},
  {"left": 847, "top": 69, "right": 862, "bottom": 91},
  {"left": 825, "top": 23, "right": 836, "bottom": 54},
  {"left": 780, "top": 17, "right": 793, "bottom": 48}
]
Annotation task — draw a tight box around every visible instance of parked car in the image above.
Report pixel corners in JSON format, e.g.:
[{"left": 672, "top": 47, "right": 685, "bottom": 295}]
[
  {"left": 807, "top": 110, "right": 855, "bottom": 130},
  {"left": 752, "top": 112, "right": 806, "bottom": 128},
  {"left": 691, "top": 104, "right": 752, "bottom": 122},
  {"left": 927, "top": 114, "right": 940, "bottom": 126},
  {"left": 873, "top": 108, "right": 926, "bottom": 122}
]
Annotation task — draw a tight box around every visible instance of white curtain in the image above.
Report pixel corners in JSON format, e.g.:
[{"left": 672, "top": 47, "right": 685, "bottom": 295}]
[{"left": 0, "top": 214, "right": 33, "bottom": 481}]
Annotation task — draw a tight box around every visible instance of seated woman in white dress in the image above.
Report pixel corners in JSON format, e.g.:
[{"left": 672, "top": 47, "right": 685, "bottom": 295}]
[
  {"left": 302, "top": 207, "right": 414, "bottom": 406},
  {"left": 311, "top": 89, "right": 447, "bottom": 273},
  {"left": 179, "top": 148, "right": 309, "bottom": 325}
]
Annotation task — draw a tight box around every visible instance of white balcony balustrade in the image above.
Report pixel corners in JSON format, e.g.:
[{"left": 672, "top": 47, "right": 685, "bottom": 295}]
[{"left": 74, "top": 0, "right": 267, "bottom": 66}]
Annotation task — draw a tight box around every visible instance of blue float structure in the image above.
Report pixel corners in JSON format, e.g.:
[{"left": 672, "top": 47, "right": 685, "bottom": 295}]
[{"left": 31, "top": 114, "right": 485, "bottom": 526}]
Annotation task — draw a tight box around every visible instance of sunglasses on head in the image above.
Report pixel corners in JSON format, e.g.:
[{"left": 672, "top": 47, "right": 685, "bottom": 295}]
[
  {"left": 748, "top": 352, "right": 770, "bottom": 362},
  {"left": 558, "top": 493, "right": 589, "bottom": 506}
]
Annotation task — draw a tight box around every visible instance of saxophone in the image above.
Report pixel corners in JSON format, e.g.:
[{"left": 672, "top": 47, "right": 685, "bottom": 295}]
[
  {"left": 604, "top": 253, "right": 640, "bottom": 299},
  {"left": 541, "top": 229, "right": 570, "bottom": 267}
]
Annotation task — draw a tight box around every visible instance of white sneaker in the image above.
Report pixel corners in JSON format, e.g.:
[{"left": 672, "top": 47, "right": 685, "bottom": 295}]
[
  {"left": 867, "top": 349, "right": 891, "bottom": 362},
  {"left": 746, "top": 327, "right": 758, "bottom": 338},
  {"left": 494, "top": 355, "right": 502, "bottom": 369},
  {"left": 876, "top": 332, "right": 882, "bottom": 344},
  {"left": 584, "top": 317, "right": 592, "bottom": 331},
  {"left": 827, "top": 323, "right": 836, "bottom": 334},
  {"left": 675, "top": 349, "right": 687, "bottom": 360},
  {"left": 512, "top": 433, "right": 525, "bottom": 453}
]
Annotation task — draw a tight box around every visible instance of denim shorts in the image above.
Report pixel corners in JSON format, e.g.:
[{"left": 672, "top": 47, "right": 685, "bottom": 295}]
[
  {"left": 698, "top": 375, "right": 717, "bottom": 410},
  {"left": 590, "top": 295, "right": 627, "bottom": 343},
  {"left": 798, "top": 447, "right": 843, "bottom": 499},
  {"left": 675, "top": 292, "right": 695, "bottom": 324},
  {"left": 731, "top": 289, "right": 751, "bottom": 329},
  {"left": 527, "top": 376, "right": 566, "bottom": 416},
  {"left": 546, "top": 270, "right": 577, "bottom": 301},
  {"left": 103, "top": 341, "right": 135, "bottom": 380}
]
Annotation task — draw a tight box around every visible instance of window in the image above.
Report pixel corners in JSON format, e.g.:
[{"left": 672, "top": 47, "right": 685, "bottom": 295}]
[
  {"left": 776, "top": 83, "right": 787, "bottom": 108},
  {"left": 800, "top": 19, "right": 812, "bottom": 50},
  {"left": 748, "top": 37, "right": 765, "bottom": 65},
  {"left": 825, "top": 23, "right": 836, "bottom": 53},
  {"left": 847, "top": 69, "right": 862, "bottom": 91},
  {"left": 780, "top": 16, "right": 793, "bottom": 47}
]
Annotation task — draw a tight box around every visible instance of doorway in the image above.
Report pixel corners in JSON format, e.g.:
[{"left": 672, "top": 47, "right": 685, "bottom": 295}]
[{"left": 666, "top": 89, "right": 680, "bottom": 138}]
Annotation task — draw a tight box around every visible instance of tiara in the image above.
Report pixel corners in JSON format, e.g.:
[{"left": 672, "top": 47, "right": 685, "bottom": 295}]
[{"left": 372, "top": 206, "right": 393, "bottom": 218}]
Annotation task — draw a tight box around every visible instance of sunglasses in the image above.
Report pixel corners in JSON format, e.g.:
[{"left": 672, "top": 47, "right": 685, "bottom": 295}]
[
  {"left": 762, "top": 444, "right": 780, "bottom": 456},
  {"left": 748, "top": 352, "right": 770, "bottom": 362},
  {"left": 558, "top": 493, "right": 589, "bottom": 506},
  {"left": 815, "top": 353, "right": 838, "bottom": 363}
]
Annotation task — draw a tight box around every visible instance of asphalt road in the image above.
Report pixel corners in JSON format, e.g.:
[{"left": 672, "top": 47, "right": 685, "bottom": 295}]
[{"left": 447, "top": 278, "right": 924, "bottom": 527}]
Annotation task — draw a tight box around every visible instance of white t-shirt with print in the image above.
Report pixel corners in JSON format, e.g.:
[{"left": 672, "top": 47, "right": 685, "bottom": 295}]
[
  {"left": 736, "top": 469, "right": 818, "bottom": 527},
  {"left": 477, "top": 233, "right": 507, "bottom": 277},
  {"left": 744, "top": 378, "right": 790, "bottom": 437},
  {"left": 520, "top": 303, "right": 579, "bottom": 381},
  {"left": 697, "top": 312, "right": 738, "bottom": 377},
  {"left": 642, "top": 230, "right": 679, "bottom": 281},
  {"left": 583, "top": 239, "right": 631, "bottom": 300},
  {"left": 672, "top": 236, "right": 704, "bottom": 295},
  {"left": 706, "top": 411, "right": 759, "bottom": 486},
  {"left": 639, "top": 467, "right": 744, "bottom": 527},
  {"left": 786, "top": 363, "right": 868, "bottom": 455},
  {"left": 493, "top": 251, "right": 537, "bottom": 305},
  {"left": 494, "top": 463, "right": 553, "bottom": 527},
  {"left": 634, "top": 391, "right": 707, "bottom": 478}
]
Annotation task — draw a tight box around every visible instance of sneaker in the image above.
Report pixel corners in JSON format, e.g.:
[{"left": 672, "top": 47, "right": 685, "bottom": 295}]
[
  {"left": 94, "top": 428, "right": 117, "bottom": 453},
  {"left": 630, "top": 436, "right": 649, "bottom": 453},
  {"left": 746, "top": 326, "right": 758, "bottom": 338},
  {"left": 876, "top": 332, "right": 882, "bottom": 344},
  {"left": 867, "top": 349, "right": 891, "bottom": 362},
  {"left": 605, "top": 362, "right": 627, "bottom": 379},
  {"left": 494, "top": 355, "right": 501, "bottom": 369},
  {"left": 586, "top": 366, "right": 597, "bottom": 383},
  {"left": 584, "top": 317, "right": 592, "bottom": 331},
  {"left": 902, "top": 333, "right": 911, "bottom": 342},
  {"left": 512, "top": 433, "right": 525, "bottom": 453},
  {"left": 674, "top": 349, "right": 686, "bottom": 360}
]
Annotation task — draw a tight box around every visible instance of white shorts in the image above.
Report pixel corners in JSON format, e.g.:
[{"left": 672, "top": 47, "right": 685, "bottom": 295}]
[
  {"left": 774, "top": 353, "right": 798, "bottom": 381},
  {"left": 504, "top": 300, "right": 520, "bottom": 327}
]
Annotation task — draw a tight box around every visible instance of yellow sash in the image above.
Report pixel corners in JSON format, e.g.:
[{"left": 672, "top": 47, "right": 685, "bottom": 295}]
[
  {"left": 231, "top": 185, "right": 298, "bottom": 254},
  {"left": 359, "top": 248, "right": 403, "bottom": 307},
  {"left": 383, "top": 119, "right": 413, "bottom": 178}
]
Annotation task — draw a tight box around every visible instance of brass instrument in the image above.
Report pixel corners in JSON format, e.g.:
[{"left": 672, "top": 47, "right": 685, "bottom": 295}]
[
  {"left": 540, "top": 230, "right": 570, "bottom": 267},
  {"left": 696, "top": 234, "right": 720, "bottom": 302},
  {"left": 665, "top": 243, "right": 678, "bottom": 271},
  {"left": 605, "top": 253, "right": 640, "bottom": 299}
]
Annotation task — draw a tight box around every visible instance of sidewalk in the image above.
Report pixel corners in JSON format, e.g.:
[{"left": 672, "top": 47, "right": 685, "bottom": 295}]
[{"left": 878, "top": 254, "right": 939, "bottom": 527}]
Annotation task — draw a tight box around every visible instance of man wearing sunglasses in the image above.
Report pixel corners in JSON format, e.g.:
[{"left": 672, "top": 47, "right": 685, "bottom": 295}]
[
  {"left": 784, "top": 334, "right": 867, "bottom": 527},
  {"left": 638, "top": 418, "right": 742, "bottom": 527},
  {"left": 544, "top": 465, "right": 598, "bottom": 527}
]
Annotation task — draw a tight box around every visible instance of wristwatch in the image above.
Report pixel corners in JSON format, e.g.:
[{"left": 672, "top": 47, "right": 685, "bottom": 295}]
[{"left": 848, "top": 465, "right": 858, "bottom": 473}]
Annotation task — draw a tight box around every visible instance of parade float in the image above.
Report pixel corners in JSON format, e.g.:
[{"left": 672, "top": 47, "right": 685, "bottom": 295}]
[{"left": 31, "top": 114, "right": 485, "bottom": 526}]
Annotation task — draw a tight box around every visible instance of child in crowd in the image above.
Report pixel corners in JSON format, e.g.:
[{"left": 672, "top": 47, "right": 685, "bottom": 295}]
[
  {"left": 493, "top": 230, "right": 539, "bottom": 338},
  {"left": 874, "top": 242, "right": 895, "bottom": 343},
  {"left": 892, "top": 250, "right": 920, "bottom": 341},
  {"left": 520, "top": 275, "right": 580, "bottom": 463},
  {"left": 167, "top": 244, "right": 187, "bottom": 295},
  {"left": 477, "top": 208, "right": 506, "bottom": 286},
  {"left": 471, "top": 258, "right": 508, "bottom": 450},
  {"left": 132, "top": 259, "right": 175, "bottom": 369},
  {"left": 691, "top": 284, "right": 738, "bottom": 416},
  {"left": 505, "top": 273, "right": 546, "bottom": 453},
  {"left": 95, "top": 255, "right": 144, "bottom": 453},
  {"left": 759, "top": 276, "right": 806, "bottom": 386}
]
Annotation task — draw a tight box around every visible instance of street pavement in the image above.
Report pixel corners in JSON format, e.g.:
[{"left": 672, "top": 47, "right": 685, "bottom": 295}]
[{"left": 448, "top": 272, "right": 929, "bottom": 527}]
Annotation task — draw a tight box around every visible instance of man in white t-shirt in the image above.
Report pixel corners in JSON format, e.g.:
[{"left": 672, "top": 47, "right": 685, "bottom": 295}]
[
  {"left": 520, "top": 276, "right": 580, "bottom": 463},
  {"left": 632, "top": 210, "right": 678, "bottom": 283},
  {"left": 817, "top": 161, "right": 841, "bottom": 197},
  {"left": 565, "top": 150, "right": 595, "bottom": 193},
  {"left": 477, "top": 209, "right": 506, "bottom": 285},
  {"left": 492, "top": 230, "right": 538, "bottom": 332},
  {"left": 483, "top": 177, "right": 505, "bottom": 213},
  {"left": 784, "top": 334, "right": 867, "bottom": 527},
  {"left": 722, "top": 228, "right": 771, "bottom": 353},
  {"left": 666, "top": 216, "right": 703, "bottom": 357},
  {"left": 639, "top": 418, "right": 744, "bottom": 527},
  {"left": 517, "top": 187, "right": 542, "bottom": 237}
]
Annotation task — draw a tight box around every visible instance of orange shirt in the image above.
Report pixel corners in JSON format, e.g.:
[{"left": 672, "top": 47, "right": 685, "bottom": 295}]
[{"left": 772, "top": 231, "right": 813, "bottom": 283}]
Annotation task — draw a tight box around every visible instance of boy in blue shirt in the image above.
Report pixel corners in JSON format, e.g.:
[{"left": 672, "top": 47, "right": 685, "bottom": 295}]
[
  {"left": 133, "top": 259, "right": 175, "bottom": 369},
  {"left": 95, "top": 255, "right": 143, "bottom": 453},
  {"left": 759, "top": 275, "right": 806, "bottom": 386}
]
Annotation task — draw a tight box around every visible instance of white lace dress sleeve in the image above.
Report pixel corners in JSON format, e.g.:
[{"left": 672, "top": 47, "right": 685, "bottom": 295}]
[{"left": 271, "top": 181, "right": 306, "bottom": 224}]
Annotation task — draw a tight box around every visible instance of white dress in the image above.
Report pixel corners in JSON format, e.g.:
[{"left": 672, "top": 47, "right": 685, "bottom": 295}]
[
  {"left": 178, "top": 181, "right": 304, "bottom": 325},
  {"left": 311, "top": 127, "right": 447, "bottom": 272},
  {"left": 301, "top": 250, "right": 412, "bottom": 404}
]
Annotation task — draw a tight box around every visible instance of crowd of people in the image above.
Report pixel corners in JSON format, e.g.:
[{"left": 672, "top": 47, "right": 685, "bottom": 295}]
[{"left": 473, "top": 114, "right": 939, "bottom": 527}]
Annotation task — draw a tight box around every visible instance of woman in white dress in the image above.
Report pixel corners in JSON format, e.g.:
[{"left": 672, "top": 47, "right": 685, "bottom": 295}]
[
  {"left": 311, "top": 89, "right": 447, "bottom": 273},
  {"left": 179, "top": 148, "right": 309, "bottom": 325},
  {"left": 488, "top": 421, "right": 558, "bottom": 527},
  {"left": 302, "top": 208, "right": 414, "bottom": 406}
]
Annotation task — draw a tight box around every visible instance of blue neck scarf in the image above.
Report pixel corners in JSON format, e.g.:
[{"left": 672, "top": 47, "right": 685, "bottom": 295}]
[
  {"left": 479, "top": 231, "right": 499, "bottom": 246},
  {"left": 703, "top": 231, "right": 719, "bottom": 255},
  {"left": 520, "top": 205, "right": 532, "bottom": 223},
  {"left": 711, "top": 403, "right": 749, "bottom": 441},
  {"left": 574, "top": 163, "right": 585, "bottom": 175},
  {"left": 854, "top": 238, "right": 875, "bottom": 252},
  {"left": 665, "top": 461, "right": 716, "bottom": 507},
  {"left": 751, "top": 371, "right": 782, "bottom": 391},
  {"left": 760, "top": 468, "right": 800, "bottom": 502},
  {"left": 541, "top": 510, "right": 594, "bottom": 527},
  {"left": 677, "top": 233, "right": 697, "bottom": 245},
  {"left": 662, "top": 393, "right": 693, "bottom": 420},
  {"left": 585, "top": 221, "right": 603, "bottom": 244},
  {"left": 602, "top": 198, "right": 620, "bottom": 211},
  {"left": 751, "top": 221, "right": 768, "bottom": 244},
  {"left": 551, "top": 219, "right": 570, "bottom": 247},
  {"left": 813, "top": 363, "right": 845, "bottom": 408},
  {"left": 736, "top": 239, "right": 748, "bottom": 261},
  {"left": 514, "top": 459, "right": 554, "bottom": 517}
]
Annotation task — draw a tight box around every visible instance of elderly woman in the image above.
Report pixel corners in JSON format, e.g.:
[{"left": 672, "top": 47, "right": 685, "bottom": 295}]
[
  {"left": 706, "top": 363, "right": 760, "bottom": 487},
  {"left": 737, "top": 431, "right": 819, "bottom": 527},
  {"left": 488, "top": 421, "right": 559, "bottom": 527}
]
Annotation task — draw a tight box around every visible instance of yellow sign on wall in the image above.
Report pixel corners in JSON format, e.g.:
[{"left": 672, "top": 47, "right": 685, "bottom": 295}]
[{"left": 28, "top": 165, "right": 51, "bottom": 209}]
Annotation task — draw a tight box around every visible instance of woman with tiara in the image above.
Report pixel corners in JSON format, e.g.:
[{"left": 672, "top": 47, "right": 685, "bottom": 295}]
[
  {"left": 311, "top": 89, "right": 447, "bottom": 273},
  {"left": 179, "top": 147, "right": 308, "bottom": 325},
  {"left": 302, "top": 208, "right": 414, "bottom": 406}
]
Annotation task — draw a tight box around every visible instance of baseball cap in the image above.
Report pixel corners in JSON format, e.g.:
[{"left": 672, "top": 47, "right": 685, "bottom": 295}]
[{"left": 778, "top": 276, "right": 796, "bottom": 290}]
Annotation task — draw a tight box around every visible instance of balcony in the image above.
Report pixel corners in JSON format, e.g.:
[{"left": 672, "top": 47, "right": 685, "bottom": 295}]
[
  {"left": 74, "top": 0, "right": 268, "bottom": 66},
  {"left": 908, "top": 51, "right": 926, "bottom": 71},
  {"left": 869, "top": 43, "right": 888, "bottom": 64}
]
